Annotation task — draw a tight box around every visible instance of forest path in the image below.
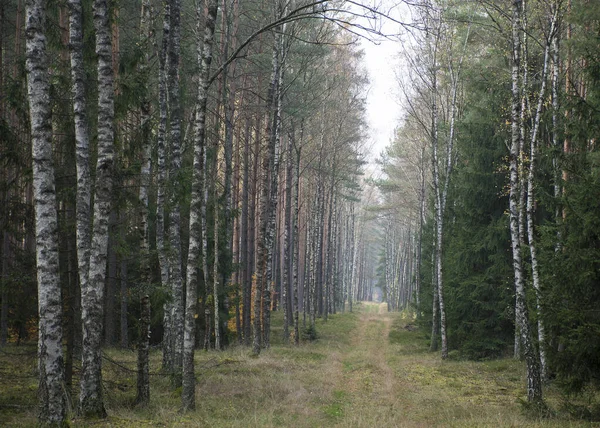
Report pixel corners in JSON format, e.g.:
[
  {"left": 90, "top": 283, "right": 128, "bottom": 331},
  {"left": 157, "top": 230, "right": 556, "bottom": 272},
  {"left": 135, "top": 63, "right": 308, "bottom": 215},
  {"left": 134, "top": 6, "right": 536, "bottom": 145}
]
[
  {"left": 3, "top": 302, "right": 588, "bottom": 427},
  {"left": 328, "top": 301, "right": 404, "bottom": 426}
]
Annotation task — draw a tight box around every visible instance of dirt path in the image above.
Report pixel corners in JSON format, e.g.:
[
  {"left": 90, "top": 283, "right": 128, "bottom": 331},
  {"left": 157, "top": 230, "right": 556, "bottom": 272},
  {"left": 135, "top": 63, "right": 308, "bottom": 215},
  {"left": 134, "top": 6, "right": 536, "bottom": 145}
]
[{"left": 331, "top": 302, "right": 403, "bottom": 427}]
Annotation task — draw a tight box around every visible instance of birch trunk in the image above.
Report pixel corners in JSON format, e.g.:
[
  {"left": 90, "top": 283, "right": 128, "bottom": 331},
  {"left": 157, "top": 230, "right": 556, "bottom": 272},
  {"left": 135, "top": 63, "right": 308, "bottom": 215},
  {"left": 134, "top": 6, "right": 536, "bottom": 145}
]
[
  {"left": 430, "top": 248, "right": 439, "bottom": 352},
  {"left": 26, "top": 0, "right": 67, "bottom": 422},
  {"left": 293, "top": 144, "right": 301, "bottom": 345},
  {"left": 283, "top": 132, "right": 293, "bottom": 343},
  {"left": 68, "top": 0, "right": 92, "bottom": 349},
  {"left": 551, "top": 11, "right": 561, "bottom": 246},
  {"left": 135, "top": 0, "right": 153, "bottom": 402},
  {"left": 182, "top": 0, "right": 218, "bottom": 411},
  {"left": 135, "top": 295, "right": 150, "bottom": 405},
  {"left": 212, "top": 118, "right": 221, "bottom": 350},
  {"left": 525, "top": 8, "right": 557, "bottom": 380},
  {"left": 254, "top": 29, "right": 283, "bottom": 353},
  {"left": 510, "top": 0, "right": 542, "bottom": 404},
  {"left": 430, "top": 47, "right": 447, "bottom": 357},
  {"left": 263, "top": 35, "right": 284, "bottom": 348},
  {"left": 79, "top": 0, "right": 115, "bottom": 417},
  {"left": 157, "top": 0, "right": 172, "bottom": 371},
  {"left": 166, "top": 0, "right": 184, "bottom": 384},
  {"left": 241, "top": 117, "right": 251, "bottom": 345}
]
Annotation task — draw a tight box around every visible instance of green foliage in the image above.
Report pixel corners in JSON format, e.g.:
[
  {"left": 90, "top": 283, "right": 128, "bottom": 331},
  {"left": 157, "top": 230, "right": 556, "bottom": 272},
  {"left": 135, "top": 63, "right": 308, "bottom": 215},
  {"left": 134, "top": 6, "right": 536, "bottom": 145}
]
[
  {"left": 542, "top": 149, "right": 600, "bottom": 393},
  {"left": 301, "top": 324, "right": 318, "bottom": 341},
  {"left": 537, "top": 0, "right": 600, "bottom": 395}
]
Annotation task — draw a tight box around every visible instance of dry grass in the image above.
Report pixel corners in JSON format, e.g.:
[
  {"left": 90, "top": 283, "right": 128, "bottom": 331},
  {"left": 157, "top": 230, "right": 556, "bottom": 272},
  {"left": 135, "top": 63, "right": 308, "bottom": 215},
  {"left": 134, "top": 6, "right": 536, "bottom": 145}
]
[{"left": 0, "top": 303, "right": 598, "bottom": 426}]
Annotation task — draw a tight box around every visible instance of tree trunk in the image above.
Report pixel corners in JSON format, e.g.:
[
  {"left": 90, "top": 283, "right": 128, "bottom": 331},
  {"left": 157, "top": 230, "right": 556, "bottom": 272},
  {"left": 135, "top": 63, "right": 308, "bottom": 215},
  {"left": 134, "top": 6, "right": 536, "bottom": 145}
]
[
  {"left": 120, "top": 260, "right": 128, "bottom": 348},
  {"left": 293, "top": 144, "right": 301, "bottom": 345},
  {"left": 182, "top": 0, "right": 218, "bottom": 411},
  {"left": 157, "top": 0, "right": 172, "bottom": 372},
  {"left": 67, "top": 2, "right": 92, "bottom": 369},
  {"left": 135, "top": 295, "right": 150, "bottom": 406},
  {"left": 166, "top": 0, "right": 185, "bottom": 386},
  {"left": 525, "top": 8, "right": 557, "bottom": 380},
  {"left": 167, "top": 0, "right": 184, "bottom": 387},
  {"left": 510, "top": 0, "right": 543, "bottom": 404},
  {"left": 241, "top": 117, "right": 251, "bottom": 345},
  {"left": 104, "top": 212, "right": 117, "bottom": 346},
  {"left": 25, "top": 0, "right": 67, "bottom": 421},
  {"left": 79, "top": 0, "right": 115, "bottom": 417},
  {"left": 430, "top": 248, "right": 439, "bottom": 352}
]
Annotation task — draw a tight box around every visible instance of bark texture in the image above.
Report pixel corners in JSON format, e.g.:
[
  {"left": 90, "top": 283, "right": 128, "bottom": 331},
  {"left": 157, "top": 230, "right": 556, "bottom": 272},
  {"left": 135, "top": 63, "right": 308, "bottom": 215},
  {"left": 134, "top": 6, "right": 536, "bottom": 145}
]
[
  {"left": 182, "top": 0, "right": 218, "bottom": 411},
  {"left": 25, "top": 0, "right": 67, "bottom": 422},
  {"left": 510, "top": 0, "right": 543, "bottom": 404},
  {"left": 68, "top": 0, "right": 92, "bottom": 341},
  {"left": 79, "top": 0, "right": 115, "bottom": 417}
]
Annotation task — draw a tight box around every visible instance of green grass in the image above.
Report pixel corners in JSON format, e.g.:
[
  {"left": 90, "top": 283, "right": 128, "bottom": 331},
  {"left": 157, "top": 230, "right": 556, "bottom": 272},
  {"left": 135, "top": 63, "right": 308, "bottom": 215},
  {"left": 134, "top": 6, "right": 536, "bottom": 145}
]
[{"left": 1, "top": 304, "right": 599, "bottom": 426}]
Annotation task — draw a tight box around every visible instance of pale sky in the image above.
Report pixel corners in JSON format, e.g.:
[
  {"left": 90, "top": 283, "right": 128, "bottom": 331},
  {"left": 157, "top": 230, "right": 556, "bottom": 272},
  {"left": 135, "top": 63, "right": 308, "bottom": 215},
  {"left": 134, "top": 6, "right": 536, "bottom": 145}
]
[
  {"left": 356, "top": 1, "right": 409, "bottom": 167},
  {"left": 362, "top": 37, "right": 401, "bottom": 164}
]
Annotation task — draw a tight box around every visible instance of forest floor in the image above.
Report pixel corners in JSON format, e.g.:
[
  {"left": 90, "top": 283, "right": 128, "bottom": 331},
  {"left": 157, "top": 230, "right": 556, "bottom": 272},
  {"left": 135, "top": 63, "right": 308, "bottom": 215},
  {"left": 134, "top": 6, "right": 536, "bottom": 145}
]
[{"left": 1, "top": 302, "right": 598, "bottom": 427}]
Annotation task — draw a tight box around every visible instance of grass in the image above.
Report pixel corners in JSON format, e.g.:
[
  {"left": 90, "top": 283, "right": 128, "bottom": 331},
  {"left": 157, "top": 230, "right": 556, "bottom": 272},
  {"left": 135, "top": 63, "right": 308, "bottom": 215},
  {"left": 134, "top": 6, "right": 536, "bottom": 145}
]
[{"left": 1, "top": 302, "right": 599, "bottom": 426}]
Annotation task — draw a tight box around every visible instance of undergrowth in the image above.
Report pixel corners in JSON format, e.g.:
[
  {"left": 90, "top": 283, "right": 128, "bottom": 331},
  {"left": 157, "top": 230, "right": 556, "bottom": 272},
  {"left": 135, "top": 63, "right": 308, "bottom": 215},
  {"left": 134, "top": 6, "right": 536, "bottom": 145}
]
[{"left": 1, "top": 303, "right": 598, "bottom": 426}]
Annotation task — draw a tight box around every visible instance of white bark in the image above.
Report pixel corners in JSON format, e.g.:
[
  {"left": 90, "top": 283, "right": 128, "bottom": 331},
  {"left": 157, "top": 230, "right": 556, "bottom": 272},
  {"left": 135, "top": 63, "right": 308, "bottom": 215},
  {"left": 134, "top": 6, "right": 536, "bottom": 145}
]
[
  {"left": 157, "top": 0, "right": 172, "bottom": 371},
  {"left": 79, "top": 0, "right": 115, "bottom": 417},
  {"left": 182, "top": 0, "right": 218, "bottom": 411},
  {"left": 525, "top": 7, "right": 557, "bottom": 381},
  {"left": 68, "top": 0, "right": 92, "bottom": 331},
  {"left": 293, "top": 144, "right": 301, "bottom": 345},
  {"left": 135, "top": 0, "right": 152, "bottom": 404},
  {"left": 25, "top": 0, "right": 67, "bottom": 422},
  {"left": 510, "top": 0, "right": 542, "bottom": 404},
  {"left": 166, "top": 0, "right": 184, "bottom": 384}
]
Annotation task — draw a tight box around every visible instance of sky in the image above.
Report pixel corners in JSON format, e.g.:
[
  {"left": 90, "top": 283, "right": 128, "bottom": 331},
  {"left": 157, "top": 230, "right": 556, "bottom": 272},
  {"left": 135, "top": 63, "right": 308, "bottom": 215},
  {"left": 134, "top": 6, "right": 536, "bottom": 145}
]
[
  {"left": 361, "top": 37, "right": 401, "bottom": 164},
  {"left": 355, "top": 1, "right": 409, "bottom": 169}
]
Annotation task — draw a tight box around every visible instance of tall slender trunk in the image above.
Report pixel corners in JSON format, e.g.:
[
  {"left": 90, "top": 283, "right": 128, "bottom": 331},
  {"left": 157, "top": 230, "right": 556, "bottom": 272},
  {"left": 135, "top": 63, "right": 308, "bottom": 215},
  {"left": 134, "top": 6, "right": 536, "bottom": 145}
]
[
  {"left": 104, "top": 212, "right": 117, "bottom": 346},
  {"left": 26, "top": 0, "right": 67, "bottom": 422},
  {"left": 510, "top": 0, "right": 542, "bottom": 404},
  {"left": 221, "top": 0, "right": 236, "bottom": 344},
  {"left": 430, "top": 248, "right": 439, "bottom": 352},
  {"left": 241, "top": 117, "right": 251, "bottom": 345},
  {"left": 430, "top": 38, "right": 446, "bottom": 357},
  {"left": 213, "top": 147, "right": 221, "bottom": 351},
  {"left": 135, "top": 0, "right": 152, "bottom": 403},
  {"left": 68, "top": 2, "right": 92, "bottom": 368},
  {"left": 551, "top": 11, "right": 561, "bottom": 248},
  {"left": 416, "top": 146, "right": 426, "bottom": 314},
  {"left": 348, "top": 203, "right": 357, "bottom": 312},
  {"left": 166, "top": 0, "right": 184, "bottom": 385},
  {"left": 120, "top": 260, "right": 128, "bottom": 348},
  {"left": 282, "top": 132, "right": 293, "bottom": 343},
  {"left": 135, "top": 295, "right": 150, "bottom": 405},
  {"left": 79, "top": 0, "right": 115, "bottom": 417},
  {"left": 263, "top": 35, "right": 284, "bottom": 348},
  {"left": 525, "top": 8, "right": 557, "bottom": 380},
  {"left": 293, "top": 144, "right": 301, "bottom": 345},
  {"left": 254, "top": 28, "right": 283, "bottom": 353},
  {"left": 157, "top": 0, "right": 172, "bottom": 371},
  {"left": 182, "top": 0, "right": 218, "bottom": 411}
]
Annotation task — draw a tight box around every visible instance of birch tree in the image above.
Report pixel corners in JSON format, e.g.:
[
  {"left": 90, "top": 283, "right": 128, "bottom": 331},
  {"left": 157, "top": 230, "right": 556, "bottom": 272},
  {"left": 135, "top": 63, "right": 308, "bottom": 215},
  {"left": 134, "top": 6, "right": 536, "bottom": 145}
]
[
  {"left": 182, "top": 0, "right": 219, "bottom": 411},
  {"left": 509, "top": 0, "right": 542, "bottom": 404},
  {"left": 25, "top": 0, "right": 67, "bottom": 422},
  {"left": 79, "top": 0, "right": 115, "bottom": 417}
]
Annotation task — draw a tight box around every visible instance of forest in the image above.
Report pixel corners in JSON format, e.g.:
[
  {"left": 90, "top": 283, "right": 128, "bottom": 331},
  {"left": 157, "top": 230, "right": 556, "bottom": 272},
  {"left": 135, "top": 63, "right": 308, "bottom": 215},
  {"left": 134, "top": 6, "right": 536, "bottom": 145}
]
[{"left": 0, "top": 0, "right": 599, "bottom": 425}]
